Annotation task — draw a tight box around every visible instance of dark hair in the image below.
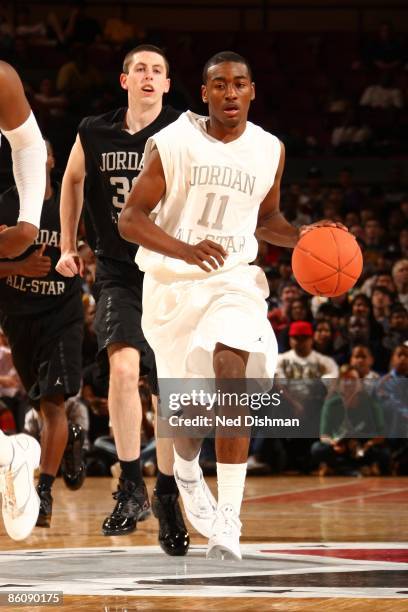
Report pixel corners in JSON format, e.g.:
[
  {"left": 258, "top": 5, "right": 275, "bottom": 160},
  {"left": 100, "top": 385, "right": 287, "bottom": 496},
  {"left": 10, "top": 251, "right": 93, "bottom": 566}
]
[
  {"left": 351, "top": 293, "right": 372, "bottom": 313},
  {"left": 314, "top": 319, "right": 335, "bottom": 333},
  {"left": 313, "top": 319, "right": 335, "bottom": 355},
  {"left": 279, "top": 281, "right": 299, "bottom": 296},
  {"left": 202, "top": 50, "right": 252, "bottom": 83},
  {"left": 289, "top": 297, "right": 313, "bottom": 323},
  {"left": 351, "top": 343, "right": 373, "bottom": 355},
  {"left": 316, "top": 303, "right": 340, "bottom": 319},
  {"left": 393, "top": 344, "right": 408, "bottom": 355},
  {"left": 123, "top": 44, "right": 169, "bottom": 76},
  {"left": 372, "top": 285, "right": 393, "bottom": 298},
  {"left": 390, "top": 304, "right": 408, "bottom": 316}
]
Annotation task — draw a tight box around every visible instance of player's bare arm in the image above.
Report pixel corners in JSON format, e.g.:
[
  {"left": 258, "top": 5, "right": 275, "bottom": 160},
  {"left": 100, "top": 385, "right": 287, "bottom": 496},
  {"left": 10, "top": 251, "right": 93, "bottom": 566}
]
[
  {"left": 56, "top": 135, "right": 86, "bottom": 277},
  {"left": 0, "top": 61, "right": 47, "bottom": 257},
  {"left": 255, "top": 142, "right": 300, "bottom": 248},
  {"left": 0, "top": 61, "right": 31, "bottom": 131},
  {"left": 0, "top": 244, "right": 51, "bottom": 278},
  {"left": 119, "top": 148, "right": 227, "bottom": 273},
  {"left": 256, "top": 142, "right": 347, "bottom": 247}
]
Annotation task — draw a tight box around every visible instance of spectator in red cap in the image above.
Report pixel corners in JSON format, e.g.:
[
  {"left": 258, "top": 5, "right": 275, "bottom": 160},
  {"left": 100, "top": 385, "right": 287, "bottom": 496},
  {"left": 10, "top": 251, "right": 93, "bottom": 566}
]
[
  {"left": 277, "top": 321, "right": 339, "bottom": 379},
  {"left": 275, "top": 321, "right": 339, "bottom": 473}
]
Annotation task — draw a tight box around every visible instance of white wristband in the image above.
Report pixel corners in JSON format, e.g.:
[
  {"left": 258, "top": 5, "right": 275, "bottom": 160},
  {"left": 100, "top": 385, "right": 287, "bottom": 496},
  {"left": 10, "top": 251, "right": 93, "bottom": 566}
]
[{"left": 1, "top": 112, "right": 46, "bottom": 228}]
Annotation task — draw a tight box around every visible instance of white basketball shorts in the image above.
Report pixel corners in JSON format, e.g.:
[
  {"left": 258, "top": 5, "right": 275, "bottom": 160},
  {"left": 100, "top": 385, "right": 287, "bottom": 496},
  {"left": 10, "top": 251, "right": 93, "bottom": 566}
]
[{"left": 141, "top": 263, "right": 278, "bottom": 381}]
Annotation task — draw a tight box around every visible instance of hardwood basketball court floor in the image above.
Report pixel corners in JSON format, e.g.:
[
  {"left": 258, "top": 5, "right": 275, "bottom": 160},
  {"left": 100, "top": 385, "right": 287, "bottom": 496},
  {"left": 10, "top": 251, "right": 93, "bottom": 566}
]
[{"left": 1, "top": 475, "right": 407, "bottom": 611}]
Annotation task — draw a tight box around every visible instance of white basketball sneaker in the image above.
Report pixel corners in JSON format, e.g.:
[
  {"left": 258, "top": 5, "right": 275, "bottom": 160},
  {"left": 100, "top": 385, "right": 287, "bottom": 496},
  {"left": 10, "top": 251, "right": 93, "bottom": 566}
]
[
  {"left": 0, "top": 434, "right": 41, "bottom": 541},
  {"left": 174, "top": 467, "right": 217, "bottom": 538},
  {"left": 206, "top": 503, "right": 242, "bottom": 561}
]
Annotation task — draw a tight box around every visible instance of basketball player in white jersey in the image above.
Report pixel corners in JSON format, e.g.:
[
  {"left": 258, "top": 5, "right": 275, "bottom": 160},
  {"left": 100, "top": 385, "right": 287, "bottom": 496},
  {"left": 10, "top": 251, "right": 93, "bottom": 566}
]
[
  {"left": 57, "top": 46, "right": 189, "bottom": 555},
  {"left": 119, "top": 51, "right": 343, "bottom": 559},
  {"left": 0, "top": 61, "right": 47, "bottom": 540}
]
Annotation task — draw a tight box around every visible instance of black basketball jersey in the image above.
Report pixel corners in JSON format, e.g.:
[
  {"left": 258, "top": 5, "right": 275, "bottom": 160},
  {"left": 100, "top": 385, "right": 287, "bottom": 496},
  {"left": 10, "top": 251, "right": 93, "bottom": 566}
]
[
  {"left": 0, "top": 182, "right": 81, "bottom": 316},
  {"left": 78, "top": 105, "right": 180, "bottom": 264}
]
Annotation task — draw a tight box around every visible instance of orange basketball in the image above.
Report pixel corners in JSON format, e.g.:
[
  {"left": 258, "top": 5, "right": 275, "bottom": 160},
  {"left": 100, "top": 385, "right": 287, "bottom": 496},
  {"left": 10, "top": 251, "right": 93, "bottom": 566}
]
[{"left": 291, "top": 226, "right": 363, "bottom": 297}]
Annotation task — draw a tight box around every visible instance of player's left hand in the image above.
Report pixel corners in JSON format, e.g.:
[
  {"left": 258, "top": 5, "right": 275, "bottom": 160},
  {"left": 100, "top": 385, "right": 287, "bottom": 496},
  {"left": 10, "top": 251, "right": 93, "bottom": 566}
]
[
  {"left": 181, "top": 240, "right": 228, "bottom": 273},
  {"left": 299, "top": 219, "right": 348, "bottom": 239}
]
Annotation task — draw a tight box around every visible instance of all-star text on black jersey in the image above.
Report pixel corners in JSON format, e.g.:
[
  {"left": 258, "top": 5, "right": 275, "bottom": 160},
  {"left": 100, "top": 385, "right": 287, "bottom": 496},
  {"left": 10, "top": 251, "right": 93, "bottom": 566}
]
[
  {"left": 79, "top": 105, "right": 180, "bottom": 265},
  {"left": 0, "top": 182, "right": 81, "bottom": 316}
]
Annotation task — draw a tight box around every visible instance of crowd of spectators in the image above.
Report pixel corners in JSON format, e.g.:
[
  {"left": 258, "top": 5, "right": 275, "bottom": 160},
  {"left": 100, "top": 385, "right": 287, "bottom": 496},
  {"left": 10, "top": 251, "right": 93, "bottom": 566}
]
[
  {"left": 0, "top": 5, "right": 407, "bottom": 478},
  {"left": 1, "top": 5, "right": 408, "bottom": 160},
  {"left": 2, "top": 157, "right": 405, "bottom": 478},
  {"left": 245, "top": 170, "right": 408, "bottom": 476}
]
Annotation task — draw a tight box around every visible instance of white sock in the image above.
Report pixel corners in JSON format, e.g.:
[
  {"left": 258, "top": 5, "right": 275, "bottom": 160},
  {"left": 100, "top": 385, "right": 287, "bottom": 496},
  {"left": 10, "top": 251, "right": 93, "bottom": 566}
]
[
  {"left": 174, "top": 447, "right": 201, "bottom": 481},
  {"left": 0, "top": 431, "right": 14, "bottom": 467},
  {"left": 217, "top": 462, "right": 247, "bottom": 515}
]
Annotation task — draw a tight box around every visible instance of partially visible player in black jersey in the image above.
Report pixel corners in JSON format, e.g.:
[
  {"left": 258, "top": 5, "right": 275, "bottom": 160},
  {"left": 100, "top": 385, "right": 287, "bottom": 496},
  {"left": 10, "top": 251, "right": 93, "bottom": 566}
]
[
  {"left": 0, "top": 61, "right": 46, "bottom": 543},
  {"left": 0, "top": 141, "right": 84, "bottom": 528},
  {"left": 56, "top": 45, "right": 189, "bottom": 556},
  {"left": 0, "top": 61, "right": 46, "bottom": 258}
]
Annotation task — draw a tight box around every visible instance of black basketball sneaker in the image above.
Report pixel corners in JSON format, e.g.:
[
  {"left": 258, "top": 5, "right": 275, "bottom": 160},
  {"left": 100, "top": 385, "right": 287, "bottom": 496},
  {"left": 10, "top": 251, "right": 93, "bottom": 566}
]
[
  {"left": 35, "top": 484, "right": 53, "bottom": 528},
  {"left": 152, "top": 490, "right": 190, "bottom": 556},
  {"left": 61, "top": 423, "right": 86, "bottom": 491},
  {"left": 102, "top": 479, "right": 150, "bottom": 535}
]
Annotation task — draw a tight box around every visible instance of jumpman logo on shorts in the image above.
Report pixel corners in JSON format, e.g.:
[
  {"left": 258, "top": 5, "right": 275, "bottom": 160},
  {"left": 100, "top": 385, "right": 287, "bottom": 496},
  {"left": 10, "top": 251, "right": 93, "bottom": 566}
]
[{"left": 55, "top": 377, "right": 63, "bottom": 386}]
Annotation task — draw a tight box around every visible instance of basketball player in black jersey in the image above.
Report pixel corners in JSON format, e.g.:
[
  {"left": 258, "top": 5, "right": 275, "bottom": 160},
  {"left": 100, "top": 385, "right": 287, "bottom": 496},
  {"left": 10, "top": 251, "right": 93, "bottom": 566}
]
[
  {"left": 57, "top": 45, "right": 189, "bottom": 555},
  {"left": 0, "top": 141, "right": 84, "bottom": 528},
  {"left": 0, "top": 61, "right": 46, "bottom": 541}
]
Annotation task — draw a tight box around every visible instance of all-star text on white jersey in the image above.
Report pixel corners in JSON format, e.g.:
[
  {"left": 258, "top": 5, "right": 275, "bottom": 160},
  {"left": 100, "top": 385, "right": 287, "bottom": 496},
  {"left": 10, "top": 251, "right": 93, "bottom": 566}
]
[{"left": 135, "top": 111, "right": 281, "bottom": 280}]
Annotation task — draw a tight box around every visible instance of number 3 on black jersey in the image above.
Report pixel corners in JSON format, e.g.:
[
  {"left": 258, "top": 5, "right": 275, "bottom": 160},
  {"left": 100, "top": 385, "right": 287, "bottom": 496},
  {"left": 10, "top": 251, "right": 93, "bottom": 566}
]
[{"left": 110, "top": 176, "right": 138, "bottom": 209}]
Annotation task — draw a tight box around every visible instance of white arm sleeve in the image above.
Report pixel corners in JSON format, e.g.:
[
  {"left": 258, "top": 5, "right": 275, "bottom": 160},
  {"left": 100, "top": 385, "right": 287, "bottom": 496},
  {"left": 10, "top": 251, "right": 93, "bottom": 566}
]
[{"left": 1, "top": 111, "right": 46, "bottom": 228}]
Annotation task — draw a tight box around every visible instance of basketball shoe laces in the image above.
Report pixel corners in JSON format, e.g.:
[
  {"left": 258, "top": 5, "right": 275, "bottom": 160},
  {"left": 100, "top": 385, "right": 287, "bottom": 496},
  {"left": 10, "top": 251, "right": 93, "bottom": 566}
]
[
  {"left": 185, "top": 479, "right": 214, "bottom": 517},
  {"left": 0, "top": 467, "right": 19, "bottom": 519},
  {"left": 215, "top": 505, "right": 242, "bottom": 537},
  {"left": 111, "top": 485, "right": 143, "bottom": 517},
  {"left": 221, "top": 516, "right": 233, "bottom": 537},
  {"left": 111, "top": 487, "right": 129, "bottom": 512}
]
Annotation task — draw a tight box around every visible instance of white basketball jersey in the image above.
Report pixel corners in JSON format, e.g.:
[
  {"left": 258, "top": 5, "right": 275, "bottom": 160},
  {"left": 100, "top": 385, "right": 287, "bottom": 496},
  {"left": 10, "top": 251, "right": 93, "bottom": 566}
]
[{"left": 135, "top": 111, "right": 281, "bottom": 279}]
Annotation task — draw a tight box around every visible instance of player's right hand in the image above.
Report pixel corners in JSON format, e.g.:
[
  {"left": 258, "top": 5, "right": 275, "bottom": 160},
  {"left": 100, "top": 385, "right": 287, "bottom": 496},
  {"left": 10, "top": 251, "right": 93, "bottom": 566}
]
[
  {"left": 17, "top": 244, "right": 51, "bottom": 277},
  {"left": 182, "top": 240, "right": 228, "bottom": 273},
  {"left": 56, "top": 250, "right": 84, "bottom": 277},
  {"left": 299, "top": 219, "right": 349, "bottom": 238}
]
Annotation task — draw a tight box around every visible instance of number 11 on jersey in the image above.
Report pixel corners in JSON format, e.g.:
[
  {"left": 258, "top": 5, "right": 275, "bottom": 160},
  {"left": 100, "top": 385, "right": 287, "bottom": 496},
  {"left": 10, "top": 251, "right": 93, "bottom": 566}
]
[{"left": 197, "top": 193, "right": 229, "bottom": 231}]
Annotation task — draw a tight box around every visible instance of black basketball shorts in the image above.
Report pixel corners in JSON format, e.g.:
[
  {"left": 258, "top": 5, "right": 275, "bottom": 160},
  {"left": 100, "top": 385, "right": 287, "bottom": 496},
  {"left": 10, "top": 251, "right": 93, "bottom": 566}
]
[
  {"left": 92, "top": 257, "right": 158, "bottom": 394},
  {"left": 0, "top": 292, "right": 84, "bottom": 408}
]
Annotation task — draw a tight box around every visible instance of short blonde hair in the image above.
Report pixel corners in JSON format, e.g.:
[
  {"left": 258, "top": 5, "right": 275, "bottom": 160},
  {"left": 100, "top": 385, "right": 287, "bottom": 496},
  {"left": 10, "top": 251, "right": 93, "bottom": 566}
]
[{"left": 122, "top": 44, "right": 169, "bottom": 76}]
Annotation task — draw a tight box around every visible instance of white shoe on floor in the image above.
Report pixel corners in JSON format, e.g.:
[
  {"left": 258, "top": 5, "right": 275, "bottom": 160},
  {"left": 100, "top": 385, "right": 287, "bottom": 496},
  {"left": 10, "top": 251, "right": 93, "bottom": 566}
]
[
  {"left": 206, "top": 503, "right": 242, "bottom": 561},
  {"left": 0, "top": 434, "right": 41, "bottom": 541},
  {"left": 174, "top": 467, "right": 216, "bottom": 538}
]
